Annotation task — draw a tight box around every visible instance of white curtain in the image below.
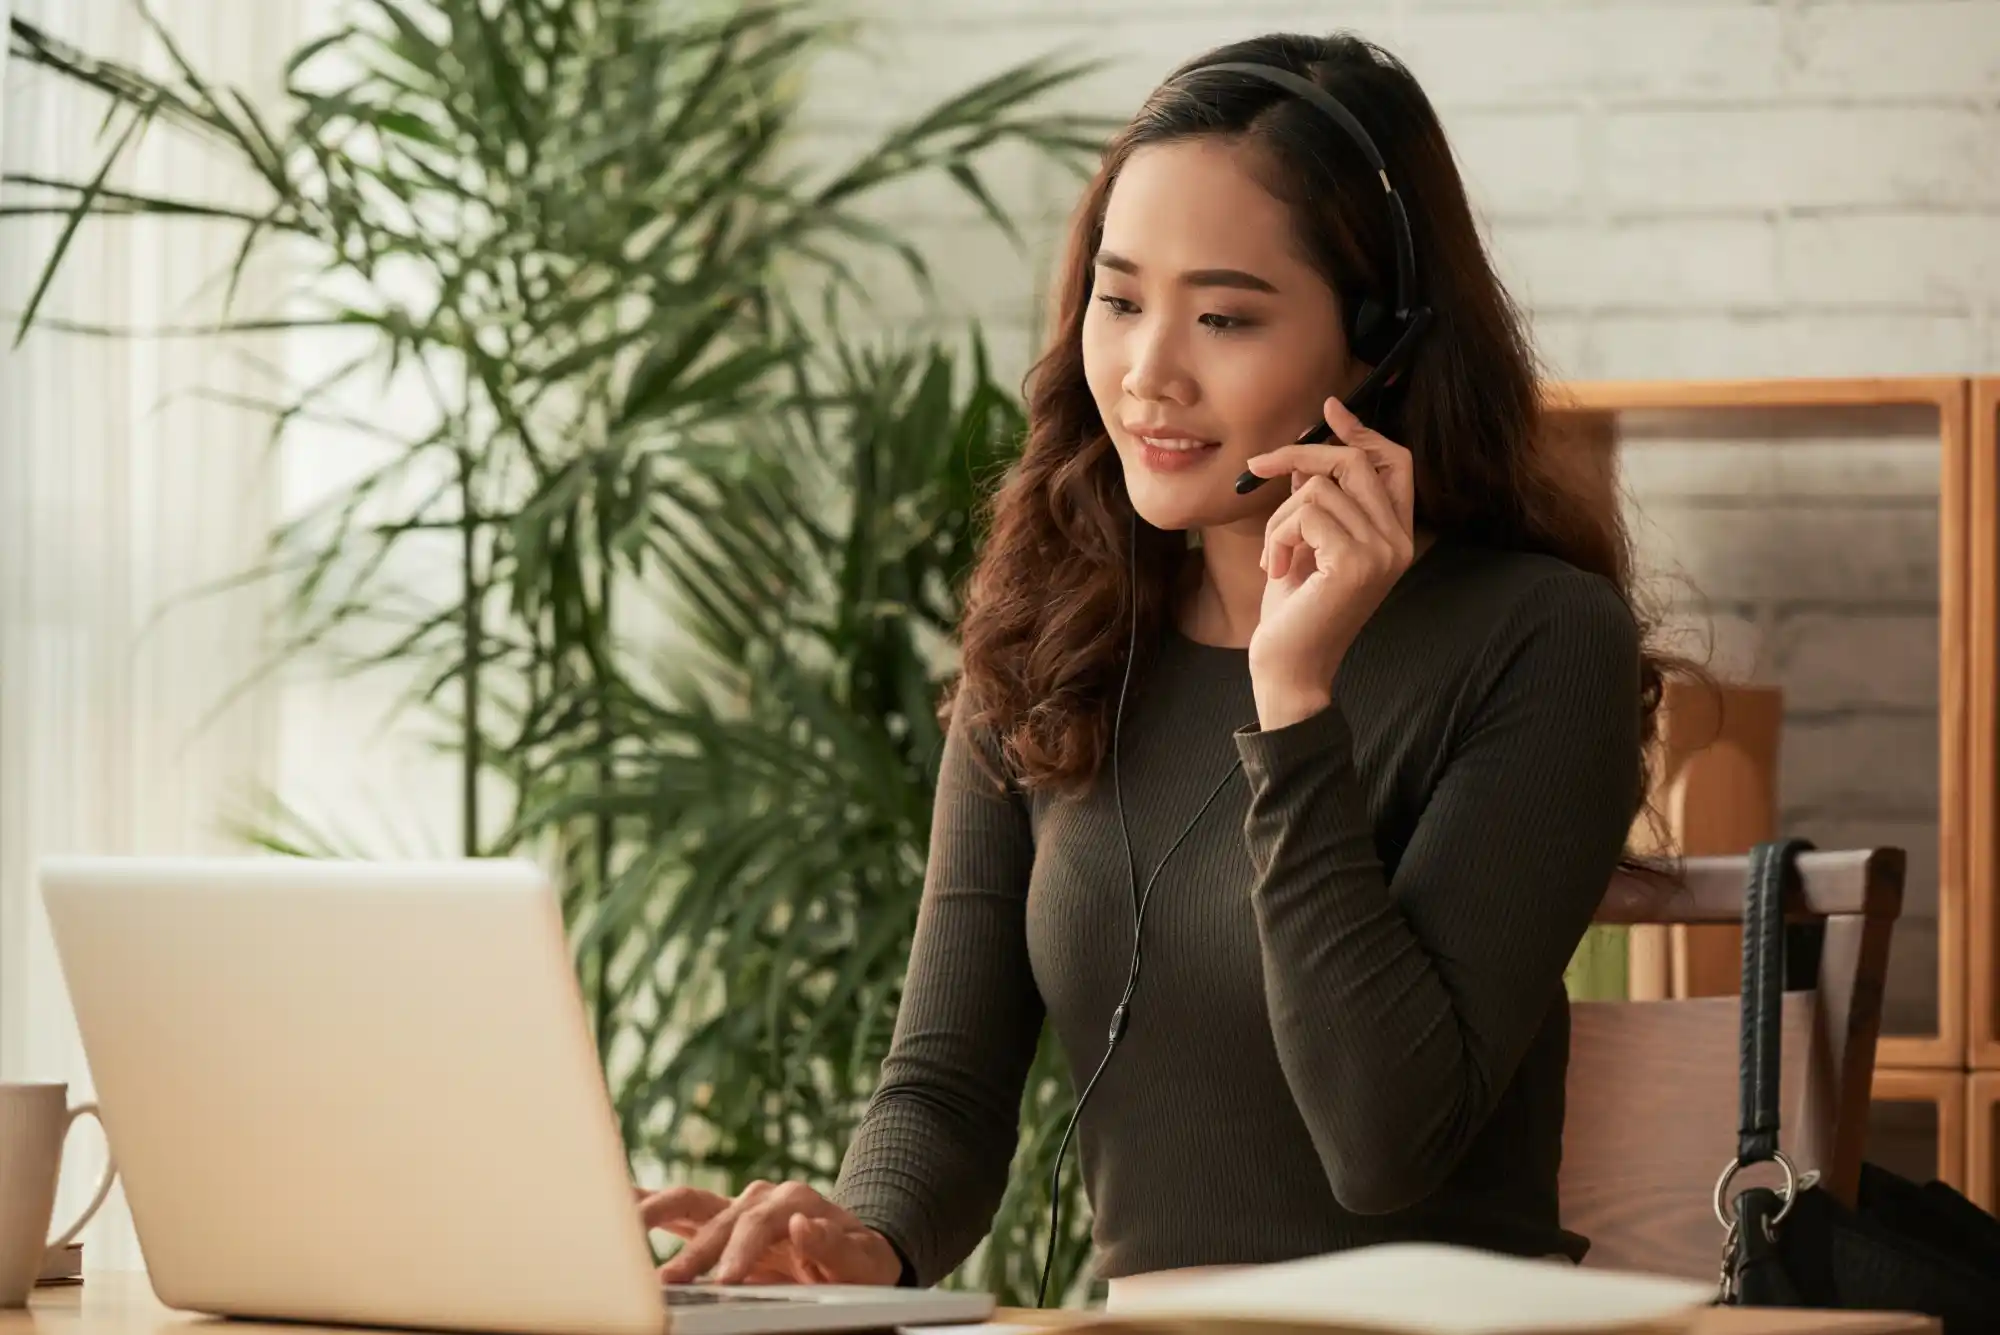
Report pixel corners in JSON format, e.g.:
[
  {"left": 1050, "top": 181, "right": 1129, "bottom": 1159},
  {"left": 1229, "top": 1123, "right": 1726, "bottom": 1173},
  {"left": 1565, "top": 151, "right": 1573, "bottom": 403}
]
[
  {"left": 0, "top": 1, "right": 9, "bottom": 169},
  {"left": 0, "top": 0, "right": 302, "bottom": 1272}
]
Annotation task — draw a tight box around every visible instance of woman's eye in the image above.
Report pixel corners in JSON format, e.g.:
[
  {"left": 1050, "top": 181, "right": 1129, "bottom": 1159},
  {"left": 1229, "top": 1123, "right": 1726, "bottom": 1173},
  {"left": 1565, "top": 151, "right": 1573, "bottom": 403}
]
[{"left": 1092, "top": 296, "right": 1254, "bottom": 331}]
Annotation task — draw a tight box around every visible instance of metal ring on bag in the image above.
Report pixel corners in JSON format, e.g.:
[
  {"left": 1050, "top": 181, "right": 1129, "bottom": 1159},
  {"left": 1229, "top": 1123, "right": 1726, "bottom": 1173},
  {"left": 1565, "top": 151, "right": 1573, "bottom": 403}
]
[{"left": 1712, "top": 1149, "right": 1798, "bottom": 1229}]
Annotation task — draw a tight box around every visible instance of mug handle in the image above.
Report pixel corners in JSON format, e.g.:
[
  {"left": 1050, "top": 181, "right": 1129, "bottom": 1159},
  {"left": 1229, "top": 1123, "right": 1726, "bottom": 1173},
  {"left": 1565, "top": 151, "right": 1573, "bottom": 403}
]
[{"left": 46, "top": 1102, "right": 117, "bottom": 1257}]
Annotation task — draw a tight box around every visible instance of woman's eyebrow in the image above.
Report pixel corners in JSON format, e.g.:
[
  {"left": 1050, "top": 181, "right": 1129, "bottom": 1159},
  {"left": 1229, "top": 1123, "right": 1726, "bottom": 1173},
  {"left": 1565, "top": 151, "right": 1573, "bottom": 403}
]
[{"left": 1093, "top": 249, "right": 1280, "bottom": 294}]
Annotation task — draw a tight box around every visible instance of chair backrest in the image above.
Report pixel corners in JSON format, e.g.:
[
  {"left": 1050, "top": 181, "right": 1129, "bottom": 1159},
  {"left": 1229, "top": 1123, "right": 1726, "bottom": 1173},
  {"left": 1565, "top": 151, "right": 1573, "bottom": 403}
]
[{"left": 1560, "top": 848, "right": 1903, "bottom": 1280}]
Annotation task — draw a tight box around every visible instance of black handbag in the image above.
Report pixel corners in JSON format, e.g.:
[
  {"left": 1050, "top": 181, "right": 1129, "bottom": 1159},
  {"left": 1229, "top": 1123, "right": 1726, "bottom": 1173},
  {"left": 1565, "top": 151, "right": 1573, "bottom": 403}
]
[{"left": 1717, "top": 838, "right": 2000, "bottom": 1331}]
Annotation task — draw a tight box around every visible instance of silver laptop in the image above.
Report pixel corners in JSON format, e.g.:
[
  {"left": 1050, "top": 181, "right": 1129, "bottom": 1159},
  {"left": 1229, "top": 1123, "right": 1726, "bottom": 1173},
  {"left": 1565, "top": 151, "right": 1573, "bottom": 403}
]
[{"left": 38, "top": 856, "right": 995, "bottom": 1335}]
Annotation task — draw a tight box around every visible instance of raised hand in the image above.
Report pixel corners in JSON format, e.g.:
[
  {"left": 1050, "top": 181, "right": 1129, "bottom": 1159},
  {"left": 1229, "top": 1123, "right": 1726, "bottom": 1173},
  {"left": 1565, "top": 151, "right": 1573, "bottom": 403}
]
[{"left": 1240, "top": 396, "right": 1417, "bottom": 730}]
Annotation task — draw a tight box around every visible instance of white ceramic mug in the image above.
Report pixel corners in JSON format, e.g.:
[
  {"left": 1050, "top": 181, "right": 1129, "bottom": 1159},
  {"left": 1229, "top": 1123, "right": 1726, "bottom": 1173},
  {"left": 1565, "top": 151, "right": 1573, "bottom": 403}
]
[{"left": 0, "top": 1083, "right": 117, "bottom": 1307}]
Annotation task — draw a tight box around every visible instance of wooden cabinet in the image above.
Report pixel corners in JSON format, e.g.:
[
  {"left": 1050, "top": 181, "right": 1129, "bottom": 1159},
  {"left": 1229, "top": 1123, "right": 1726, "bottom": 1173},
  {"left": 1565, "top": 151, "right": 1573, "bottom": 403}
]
[
  {"left": 1546, "top": 377, "right": 1972, "bottom": 1068},
  {"left": 1547, "top": 376, "right": 2000, "bottom": 1202}
]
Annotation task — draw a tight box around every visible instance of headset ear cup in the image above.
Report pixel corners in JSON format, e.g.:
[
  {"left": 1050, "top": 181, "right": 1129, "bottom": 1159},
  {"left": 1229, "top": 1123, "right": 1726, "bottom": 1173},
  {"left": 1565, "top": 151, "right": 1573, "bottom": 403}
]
[{"left": 1347, "top": 295, "right": 1396, "bottom": 366}]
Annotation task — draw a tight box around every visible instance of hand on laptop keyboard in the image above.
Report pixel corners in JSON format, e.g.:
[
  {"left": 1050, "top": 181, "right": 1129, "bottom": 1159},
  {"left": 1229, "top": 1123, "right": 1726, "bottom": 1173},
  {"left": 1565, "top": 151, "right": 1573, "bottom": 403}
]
[{"left": 639, "top": 1181, "right": 904, "bottom": 1287}]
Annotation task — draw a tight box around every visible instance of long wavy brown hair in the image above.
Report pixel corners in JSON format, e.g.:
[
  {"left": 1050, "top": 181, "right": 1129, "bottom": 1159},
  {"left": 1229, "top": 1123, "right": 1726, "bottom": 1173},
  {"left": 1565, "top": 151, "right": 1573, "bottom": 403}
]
[{"left": 947, "top": 31, "right": 1677, "bottom": 808}]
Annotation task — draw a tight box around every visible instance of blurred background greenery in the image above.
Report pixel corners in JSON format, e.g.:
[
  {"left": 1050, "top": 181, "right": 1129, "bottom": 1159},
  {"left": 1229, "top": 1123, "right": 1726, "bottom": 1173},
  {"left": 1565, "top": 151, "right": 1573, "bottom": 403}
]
[{"left": 6, "top": 0, "right": 1104, "bottom": 1304}]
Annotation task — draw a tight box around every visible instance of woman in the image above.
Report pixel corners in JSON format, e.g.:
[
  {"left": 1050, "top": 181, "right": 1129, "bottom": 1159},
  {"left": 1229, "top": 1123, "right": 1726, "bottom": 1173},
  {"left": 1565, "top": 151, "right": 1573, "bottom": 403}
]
[{"left": 640, "top": 30, "right": 1666, "bottom": 1299}]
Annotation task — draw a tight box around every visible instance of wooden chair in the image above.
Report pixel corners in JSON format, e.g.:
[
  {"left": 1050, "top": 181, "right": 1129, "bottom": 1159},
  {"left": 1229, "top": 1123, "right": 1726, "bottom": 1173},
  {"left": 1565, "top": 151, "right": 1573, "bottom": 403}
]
[{"left": 1560, "top": 848, "right": 1903, "bottom": 1281}]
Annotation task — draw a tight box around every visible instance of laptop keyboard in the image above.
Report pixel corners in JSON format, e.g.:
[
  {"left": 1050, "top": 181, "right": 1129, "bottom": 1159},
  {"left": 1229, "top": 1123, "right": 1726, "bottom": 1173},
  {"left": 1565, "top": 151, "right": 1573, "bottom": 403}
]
[{"left": 661, "top": 1287, "right": 816, "bottom": 1307}]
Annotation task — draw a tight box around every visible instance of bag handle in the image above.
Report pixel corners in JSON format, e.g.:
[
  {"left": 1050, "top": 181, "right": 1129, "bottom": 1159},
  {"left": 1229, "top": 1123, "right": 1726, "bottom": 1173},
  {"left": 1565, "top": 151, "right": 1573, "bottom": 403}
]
[
  {"left": 1715, "top": 837, "right": 1815, "bottom": 1227},
  {"left": 1741, "top": 839, "right": 1801, "bottom": 1163}
]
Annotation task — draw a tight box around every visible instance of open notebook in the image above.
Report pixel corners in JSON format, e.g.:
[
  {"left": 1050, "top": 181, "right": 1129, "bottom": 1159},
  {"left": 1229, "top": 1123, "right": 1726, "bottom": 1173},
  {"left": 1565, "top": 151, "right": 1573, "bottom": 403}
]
[{"left": 908, "top": 1243, "right": 1717, "bottom": 1335}]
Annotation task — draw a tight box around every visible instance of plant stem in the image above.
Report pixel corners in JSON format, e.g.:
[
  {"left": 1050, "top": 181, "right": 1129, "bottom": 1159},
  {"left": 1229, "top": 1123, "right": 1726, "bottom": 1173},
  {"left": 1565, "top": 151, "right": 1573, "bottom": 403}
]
[
  {"left": 593, "top": 553, "right": 615, "bottom": 1044},
  {"left": 459, "top": 438, "right": 482, "bottom": 858}
]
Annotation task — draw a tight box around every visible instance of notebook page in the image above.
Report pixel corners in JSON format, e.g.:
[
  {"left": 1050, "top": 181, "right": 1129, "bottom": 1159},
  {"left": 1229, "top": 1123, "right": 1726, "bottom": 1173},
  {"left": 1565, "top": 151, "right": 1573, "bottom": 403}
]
[{"left": 1096, "top": 1243, "right": 1713, "bottom": 1335}]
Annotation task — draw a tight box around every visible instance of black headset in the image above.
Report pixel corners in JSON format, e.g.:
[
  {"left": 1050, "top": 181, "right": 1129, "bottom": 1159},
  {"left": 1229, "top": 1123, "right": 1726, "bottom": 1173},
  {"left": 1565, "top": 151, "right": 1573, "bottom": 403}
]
[{"left": 1032, "top": 60, "right": 1433, "bottom": 1308}]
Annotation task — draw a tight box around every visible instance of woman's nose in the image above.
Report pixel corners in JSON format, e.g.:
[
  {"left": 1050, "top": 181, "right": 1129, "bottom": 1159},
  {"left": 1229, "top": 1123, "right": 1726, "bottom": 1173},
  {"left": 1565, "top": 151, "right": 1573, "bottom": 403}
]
[{"left": 1121, "top": 324, "right": 1193, "bottom": 404}]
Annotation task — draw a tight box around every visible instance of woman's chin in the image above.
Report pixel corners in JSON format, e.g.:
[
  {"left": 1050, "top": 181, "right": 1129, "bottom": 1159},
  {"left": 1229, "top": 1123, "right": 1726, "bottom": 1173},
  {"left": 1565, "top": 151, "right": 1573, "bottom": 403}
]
[
  {"left": 1127, "top": 469, "right": 1258, "bottom": 534},
  {"left": 1129, "top": 496, "right": 1201, "bottom": 533}
]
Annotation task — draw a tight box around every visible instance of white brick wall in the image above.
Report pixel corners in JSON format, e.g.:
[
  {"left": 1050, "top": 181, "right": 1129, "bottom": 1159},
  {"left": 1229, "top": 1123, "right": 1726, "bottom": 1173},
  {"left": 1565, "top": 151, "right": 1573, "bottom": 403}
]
[
  {"left": 814, "top": 0, "right": 2000, "bottom": 380},
  {"left": 817, "top": 1, "right": 1994, "bottom": 1046}
]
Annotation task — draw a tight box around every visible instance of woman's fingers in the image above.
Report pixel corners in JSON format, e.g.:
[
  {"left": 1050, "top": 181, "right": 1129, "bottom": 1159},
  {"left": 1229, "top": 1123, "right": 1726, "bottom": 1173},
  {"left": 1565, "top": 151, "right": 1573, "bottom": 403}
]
[
  {"left": 638, "top": 1186, "right": 730, "bottom": 1240},
  {"left": 1247, "top": 441, "right": 1391, "bottom": 482},
  {"left": 789, "top": 1217, "right": 828, "bottom": 1285},
  {"left": 1249, "top": 398, "right": 1415, "bottom": 535},
  {"left": 1260, "top": 468, "right": 1365, "bottom": 580},
  {"left": 1262, "top": 478, "right": 1334, "bottom": 582},
  {"left": 1264, "top": 475, "right": 1374, "bottom": 581},
  {"left": 788, "top": 1207, "right": 852, "bottom": 1279},
  {"left": 1318, "top": 447, "right": 1401, "bottom": 550},
  {"left": 1321, "top": 396, "right": 1415, "bottom": 533},
  {"left": 658, "top": 1185, "right": 763, "bottom": 1283},
  {"left": 649, "top": 1180, "right": 897, "bottom": 1287},
  {"left": 711, "top": 1186, "right": 821, "bottom": 1284},
  {"left": 1254, "top": 448, "right": 1403, "bottom": 571},
  {"left": 1258, "top": 478, "right": 1310, "bottom": 566},
  {"left": 1254, "top": 442, "right": 1403, "bottom": 551},
  {"left": 1269, "top": 500, "right": 1369, "bottom": 583},
  {"left": 1260, "top": 482, "right": 1314, "bottom": 582}
]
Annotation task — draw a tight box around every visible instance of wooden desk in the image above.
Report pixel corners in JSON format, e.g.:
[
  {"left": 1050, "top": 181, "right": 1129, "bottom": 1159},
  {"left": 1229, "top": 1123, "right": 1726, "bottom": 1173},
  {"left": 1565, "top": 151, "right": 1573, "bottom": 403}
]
[
  {"left": 993, "top": 1312, "right": 1936, "bottom": 1335},
  {"left": 7, "top": 1273, "right": 1936, "bottom": 1335}
]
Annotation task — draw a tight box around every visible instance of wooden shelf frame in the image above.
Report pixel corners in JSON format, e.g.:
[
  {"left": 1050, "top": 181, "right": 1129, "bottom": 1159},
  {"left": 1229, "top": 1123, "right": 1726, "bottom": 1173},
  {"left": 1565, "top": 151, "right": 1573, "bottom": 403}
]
[
  {"left": 1546, "top": 377, "right": 1972, "bottom": 414},
  {"left": 1871, "top": 1066, "right": 1966, "bottom": 1191},
  {"left": 1546, "top": 377, "right": 1973, "bottom": 1070},
  {"left": 1969, "top": 378, "right": 2000, "bottom": 1071},
  {"left": 1970, "top": 1071, "right": 1999, "bottom": 1213}
]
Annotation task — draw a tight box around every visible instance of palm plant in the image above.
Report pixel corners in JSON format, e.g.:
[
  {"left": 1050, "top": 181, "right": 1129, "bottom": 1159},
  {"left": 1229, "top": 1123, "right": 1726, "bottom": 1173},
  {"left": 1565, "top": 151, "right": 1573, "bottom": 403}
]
[
  {"left": 5, "top": 0, "right": 1101, "bottom": 1303},
  {"left": 562, "top": 331, "right": 1093, "bottom": 1299}
]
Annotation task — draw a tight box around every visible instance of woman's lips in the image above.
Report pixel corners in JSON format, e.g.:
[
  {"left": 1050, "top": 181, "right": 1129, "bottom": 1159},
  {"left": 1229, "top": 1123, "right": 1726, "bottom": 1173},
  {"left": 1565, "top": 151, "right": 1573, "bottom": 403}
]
[{"left": 1130, "top": 429, "right": 1221, "bottom": 473}]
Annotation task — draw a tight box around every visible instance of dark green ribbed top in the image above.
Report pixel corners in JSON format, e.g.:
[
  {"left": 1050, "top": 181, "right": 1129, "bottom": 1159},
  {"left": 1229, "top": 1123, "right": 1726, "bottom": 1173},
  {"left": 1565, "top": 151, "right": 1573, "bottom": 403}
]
[{"left": 832, "top": 536, "right": 1644, "bottom": 1286}]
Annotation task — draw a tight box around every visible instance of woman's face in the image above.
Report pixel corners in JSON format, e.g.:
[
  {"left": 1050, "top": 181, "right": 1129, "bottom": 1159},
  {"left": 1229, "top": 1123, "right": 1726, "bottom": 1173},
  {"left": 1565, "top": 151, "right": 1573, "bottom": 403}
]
[{"left": 1082, "top": 136, "right": 1360, "bottom": 534}]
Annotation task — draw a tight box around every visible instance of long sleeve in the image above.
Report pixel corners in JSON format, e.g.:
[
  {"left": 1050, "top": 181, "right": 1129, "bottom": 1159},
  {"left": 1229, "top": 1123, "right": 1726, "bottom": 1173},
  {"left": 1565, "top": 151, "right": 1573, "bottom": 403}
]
[
  {"left": 831, "top": 695, "right": 1044, "bottom": 1287},
  {"left": 1231, "top": 569, "right": 1642, "bottom": 1216}
]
